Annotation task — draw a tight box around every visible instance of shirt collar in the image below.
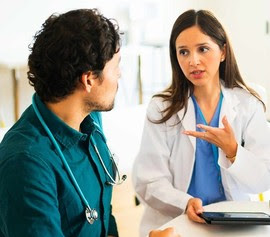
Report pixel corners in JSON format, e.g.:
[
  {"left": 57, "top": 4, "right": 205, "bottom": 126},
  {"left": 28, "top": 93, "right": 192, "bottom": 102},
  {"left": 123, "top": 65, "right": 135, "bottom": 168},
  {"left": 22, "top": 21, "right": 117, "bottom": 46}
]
[{"left": 33, "top": 94, "right": 94, "bottom": 149}]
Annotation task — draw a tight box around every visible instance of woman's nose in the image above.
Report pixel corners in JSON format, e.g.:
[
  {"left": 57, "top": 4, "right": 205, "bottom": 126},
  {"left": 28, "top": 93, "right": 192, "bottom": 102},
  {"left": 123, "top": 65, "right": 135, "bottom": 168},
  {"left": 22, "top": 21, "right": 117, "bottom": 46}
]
[{"left": 189, "top": 53, "right": 200, "bottom": 66}]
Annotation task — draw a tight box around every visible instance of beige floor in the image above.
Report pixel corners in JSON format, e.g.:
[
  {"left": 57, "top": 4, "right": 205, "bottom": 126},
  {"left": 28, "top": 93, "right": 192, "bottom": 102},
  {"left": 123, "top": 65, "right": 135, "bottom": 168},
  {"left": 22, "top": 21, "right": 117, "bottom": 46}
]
[{"left": 111, "top": 174, "right": 144, "bottom": 237}]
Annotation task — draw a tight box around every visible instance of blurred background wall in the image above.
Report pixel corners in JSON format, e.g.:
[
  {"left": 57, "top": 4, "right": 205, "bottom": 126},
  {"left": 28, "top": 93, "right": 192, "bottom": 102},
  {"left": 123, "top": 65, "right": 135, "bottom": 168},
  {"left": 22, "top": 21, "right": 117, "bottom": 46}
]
[{"left": 1, "top": 0, "right": 270, "bottom": 125}]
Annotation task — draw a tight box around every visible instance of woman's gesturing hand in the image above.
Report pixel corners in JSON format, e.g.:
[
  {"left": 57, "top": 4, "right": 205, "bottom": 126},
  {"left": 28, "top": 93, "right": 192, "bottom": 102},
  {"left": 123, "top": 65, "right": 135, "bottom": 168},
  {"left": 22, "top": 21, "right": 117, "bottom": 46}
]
[{"left": 183, "top": 116, "right": 238, "bottom": 159}]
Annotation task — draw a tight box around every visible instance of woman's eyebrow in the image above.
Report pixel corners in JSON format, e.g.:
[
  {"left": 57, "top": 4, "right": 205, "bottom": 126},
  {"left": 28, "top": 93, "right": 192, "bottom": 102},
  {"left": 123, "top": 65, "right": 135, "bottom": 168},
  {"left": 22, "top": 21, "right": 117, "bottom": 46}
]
[{"left": 177, "top": 42, "right": 210, "bottom": 49}]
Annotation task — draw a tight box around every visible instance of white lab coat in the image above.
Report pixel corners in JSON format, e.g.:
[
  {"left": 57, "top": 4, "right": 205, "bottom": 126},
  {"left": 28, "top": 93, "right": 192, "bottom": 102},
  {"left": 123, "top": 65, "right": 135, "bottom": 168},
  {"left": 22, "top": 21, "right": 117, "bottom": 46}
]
[{"left": 132, "top": 85, "right": 270, "bottom": 237}]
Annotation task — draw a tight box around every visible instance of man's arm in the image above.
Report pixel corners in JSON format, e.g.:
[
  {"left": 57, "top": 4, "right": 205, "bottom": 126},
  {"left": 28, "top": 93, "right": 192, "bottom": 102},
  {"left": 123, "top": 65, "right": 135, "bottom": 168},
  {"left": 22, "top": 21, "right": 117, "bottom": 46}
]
[
  {"left": 108, "top": 205, "right": 118, "bottom": 237},
  {"left": 0, "top": 154, "right": 64, "bottom": 237}
]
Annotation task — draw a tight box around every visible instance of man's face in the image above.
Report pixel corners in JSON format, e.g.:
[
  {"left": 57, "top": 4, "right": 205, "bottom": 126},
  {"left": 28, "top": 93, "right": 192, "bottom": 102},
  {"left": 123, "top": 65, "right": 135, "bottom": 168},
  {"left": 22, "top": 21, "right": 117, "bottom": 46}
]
[{"left": 85, "top": 51, "right": 121, "bottom": 112}]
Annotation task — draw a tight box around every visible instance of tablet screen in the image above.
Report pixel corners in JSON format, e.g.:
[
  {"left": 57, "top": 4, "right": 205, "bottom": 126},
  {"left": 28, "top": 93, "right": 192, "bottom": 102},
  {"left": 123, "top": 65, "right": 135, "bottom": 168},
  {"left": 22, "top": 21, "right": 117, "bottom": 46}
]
[
  {"left": 203, "top": 212, "right": 270, "bottom": 219},
  {"left": 199, "top": 212, "right": 270, "bottom": 224},
  {"left": 223, "top": 212, "right": 270, "bottom": 218}
]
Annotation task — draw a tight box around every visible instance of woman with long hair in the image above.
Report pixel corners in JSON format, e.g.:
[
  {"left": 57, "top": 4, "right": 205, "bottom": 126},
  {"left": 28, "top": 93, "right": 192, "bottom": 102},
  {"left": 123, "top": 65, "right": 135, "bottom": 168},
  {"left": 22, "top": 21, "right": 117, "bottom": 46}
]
[{"left": 133, "top": 9, "right": 270, "bottom": 236}]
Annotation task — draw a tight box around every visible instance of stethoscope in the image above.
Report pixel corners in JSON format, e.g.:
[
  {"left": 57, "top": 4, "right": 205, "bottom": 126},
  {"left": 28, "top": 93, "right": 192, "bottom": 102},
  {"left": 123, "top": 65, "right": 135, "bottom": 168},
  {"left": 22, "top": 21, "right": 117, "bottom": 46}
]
[{"left": 32, "top": 94, "right": 126, "bottom": 224}]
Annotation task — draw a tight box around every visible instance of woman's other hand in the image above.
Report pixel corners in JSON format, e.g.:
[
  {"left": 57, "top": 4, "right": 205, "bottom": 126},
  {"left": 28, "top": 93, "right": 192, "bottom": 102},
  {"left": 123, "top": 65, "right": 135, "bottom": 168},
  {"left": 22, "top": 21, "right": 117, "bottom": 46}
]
[{"left": 185, "top": 198, "right": 205, "bottom": 223}]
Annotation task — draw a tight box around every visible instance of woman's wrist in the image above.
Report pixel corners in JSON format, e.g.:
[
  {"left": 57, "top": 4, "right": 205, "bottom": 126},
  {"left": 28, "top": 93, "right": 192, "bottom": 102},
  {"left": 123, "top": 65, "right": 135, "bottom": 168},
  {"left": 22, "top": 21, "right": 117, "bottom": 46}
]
[
  {"left": 225, "top": 143, "right": 238, "bottom": 158},
  {"left": 225, "top": 143, "right": 238, "bottom": 163},
  {"left": 226, "top": 154, "right": 236, "bottom": 162}
]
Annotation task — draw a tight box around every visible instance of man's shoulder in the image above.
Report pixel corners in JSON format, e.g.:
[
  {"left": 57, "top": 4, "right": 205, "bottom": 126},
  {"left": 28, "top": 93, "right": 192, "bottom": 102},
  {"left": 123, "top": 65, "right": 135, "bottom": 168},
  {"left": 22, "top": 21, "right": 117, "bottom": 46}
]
[{"left": 0, "top": 116, "right": 56, "bottom": 169}]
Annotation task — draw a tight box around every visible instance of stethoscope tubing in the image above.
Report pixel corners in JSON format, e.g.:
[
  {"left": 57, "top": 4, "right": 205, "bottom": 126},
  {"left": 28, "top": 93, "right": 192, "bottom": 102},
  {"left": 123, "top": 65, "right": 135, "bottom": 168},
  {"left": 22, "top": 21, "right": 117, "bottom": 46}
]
[
  {"left": 32, "top": 95, "right": 91, "bottom": 211},
  {"left": 31, "top": 94, "right": 125, "bottom": 224},
  {"left": 90, "top": 130, "right": 124, "bottom": 185}
]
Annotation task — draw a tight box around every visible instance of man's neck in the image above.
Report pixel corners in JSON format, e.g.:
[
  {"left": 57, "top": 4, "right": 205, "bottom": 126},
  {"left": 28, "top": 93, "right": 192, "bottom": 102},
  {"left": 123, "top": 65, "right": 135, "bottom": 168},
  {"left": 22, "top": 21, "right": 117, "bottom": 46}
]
[{"left": 45, "top": 94, "right": 87, "bottom": 132}]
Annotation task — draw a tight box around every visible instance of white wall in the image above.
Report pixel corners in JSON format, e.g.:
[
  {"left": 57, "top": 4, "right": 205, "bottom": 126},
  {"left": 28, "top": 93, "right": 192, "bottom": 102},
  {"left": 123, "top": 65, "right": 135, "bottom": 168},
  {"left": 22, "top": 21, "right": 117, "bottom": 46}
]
[
  {"left": 0, "top": 65, "right": 14, "bottom": 126},
  {"left": 1, "top": 0, "right": 270, "bottom": 120},
  {"left": 0, "top": 0, "right": 130, "bottom": 66}
]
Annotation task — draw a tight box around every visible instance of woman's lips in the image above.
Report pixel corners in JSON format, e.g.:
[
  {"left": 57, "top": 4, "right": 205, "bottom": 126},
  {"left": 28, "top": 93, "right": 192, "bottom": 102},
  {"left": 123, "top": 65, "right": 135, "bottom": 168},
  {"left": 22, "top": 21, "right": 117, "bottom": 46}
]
[{"left": 190, "top": 70, "right": 205, "bottom": 79}]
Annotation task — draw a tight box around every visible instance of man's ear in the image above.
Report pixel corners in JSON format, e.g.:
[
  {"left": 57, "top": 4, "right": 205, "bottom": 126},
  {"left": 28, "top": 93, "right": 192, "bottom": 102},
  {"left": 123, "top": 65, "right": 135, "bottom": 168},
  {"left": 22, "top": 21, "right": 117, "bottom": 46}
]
[{"left": 81, "top": 71, "right": 94, "bottom": 93}]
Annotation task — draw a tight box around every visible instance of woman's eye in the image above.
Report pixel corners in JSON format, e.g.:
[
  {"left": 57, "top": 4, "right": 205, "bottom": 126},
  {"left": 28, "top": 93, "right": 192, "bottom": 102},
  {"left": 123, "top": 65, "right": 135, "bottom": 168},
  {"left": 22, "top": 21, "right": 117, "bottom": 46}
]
[
  {"left": 199, "top": 46, "right": 209, "bottom": 53},
  {"left": 179, "top": 49, "right": 188, "bottom": 56}
]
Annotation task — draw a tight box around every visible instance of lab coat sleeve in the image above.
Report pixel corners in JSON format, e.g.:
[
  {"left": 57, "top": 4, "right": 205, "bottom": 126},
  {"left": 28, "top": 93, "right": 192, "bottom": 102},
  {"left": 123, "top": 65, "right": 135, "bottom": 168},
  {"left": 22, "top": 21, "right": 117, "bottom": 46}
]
[
  {"left": 108, "top": 205, "right": 119, "bottom": 236},
  {"left": 221, "top": 99, "right": 270, "bottom": 193},
  {"left": 0, "top": 153, "right": 65, "bottom": 237},
  {"left": 132, "top": 99, "right": 192, "bottom": 218}
]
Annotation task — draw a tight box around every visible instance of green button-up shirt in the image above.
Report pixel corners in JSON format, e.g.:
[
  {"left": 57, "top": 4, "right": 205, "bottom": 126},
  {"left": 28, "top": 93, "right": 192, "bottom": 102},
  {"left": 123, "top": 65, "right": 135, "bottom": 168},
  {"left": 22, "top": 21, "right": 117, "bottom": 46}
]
[{"left": 0, "top": 95, "right": 118, "bottom": 237}]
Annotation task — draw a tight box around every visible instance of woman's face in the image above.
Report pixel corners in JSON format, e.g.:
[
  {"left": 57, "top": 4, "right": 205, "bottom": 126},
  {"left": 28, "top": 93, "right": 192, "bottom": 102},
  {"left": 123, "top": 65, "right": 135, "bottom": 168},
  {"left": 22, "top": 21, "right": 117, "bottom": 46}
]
[{"left": 175, "top": 25, "right": 225, "bottom": 89}]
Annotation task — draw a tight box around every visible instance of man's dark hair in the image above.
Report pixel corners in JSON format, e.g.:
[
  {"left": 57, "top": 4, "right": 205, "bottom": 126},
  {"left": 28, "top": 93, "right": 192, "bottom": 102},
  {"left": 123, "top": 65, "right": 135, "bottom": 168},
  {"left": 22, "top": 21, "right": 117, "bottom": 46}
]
[{"left": 28, "top": 9, "right": 120, "bottom": 102}]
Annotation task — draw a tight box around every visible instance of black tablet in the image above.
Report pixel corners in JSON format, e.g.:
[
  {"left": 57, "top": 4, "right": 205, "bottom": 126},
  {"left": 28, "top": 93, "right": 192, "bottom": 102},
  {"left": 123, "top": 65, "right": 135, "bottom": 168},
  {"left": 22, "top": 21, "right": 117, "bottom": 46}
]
[{"left": 199, "top": 212, "right": 270, "bottom": 225}]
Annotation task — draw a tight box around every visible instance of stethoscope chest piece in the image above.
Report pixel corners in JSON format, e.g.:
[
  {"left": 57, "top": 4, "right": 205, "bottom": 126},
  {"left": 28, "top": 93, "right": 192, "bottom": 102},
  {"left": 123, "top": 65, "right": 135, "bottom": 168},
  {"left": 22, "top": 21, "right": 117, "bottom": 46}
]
[{"left": 85, "top": 207, "right": 98, "bottom": 224}]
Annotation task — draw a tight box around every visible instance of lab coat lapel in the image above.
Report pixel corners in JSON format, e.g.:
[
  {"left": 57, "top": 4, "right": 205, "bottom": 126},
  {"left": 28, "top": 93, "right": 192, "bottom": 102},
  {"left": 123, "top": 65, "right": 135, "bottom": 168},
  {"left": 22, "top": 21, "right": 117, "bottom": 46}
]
[
  {"left": 177, "top": 97, "right": 196, "bottom": 149},
  {"left": 220, "top": 86, "right": 239, "bottom": 126},
  {"left": 176, "top": 86, "right": 240, "bottom": 149}
]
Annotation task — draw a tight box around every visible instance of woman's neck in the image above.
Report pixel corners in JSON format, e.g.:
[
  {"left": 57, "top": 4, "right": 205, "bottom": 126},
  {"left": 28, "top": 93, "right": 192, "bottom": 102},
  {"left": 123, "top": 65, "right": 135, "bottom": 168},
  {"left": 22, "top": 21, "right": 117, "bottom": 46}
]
[
  {"left": 193, "top": 83, "right": 221, "bottom": 123},
  {"left": 193, "top": 83, "right": 221, "bottom": 108}
]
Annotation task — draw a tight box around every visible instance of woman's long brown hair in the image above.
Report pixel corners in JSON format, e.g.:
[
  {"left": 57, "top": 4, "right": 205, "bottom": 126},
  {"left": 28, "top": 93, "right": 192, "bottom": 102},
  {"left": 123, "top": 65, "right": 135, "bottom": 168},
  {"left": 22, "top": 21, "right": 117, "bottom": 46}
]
[{"left": 153, "top": 9, "right": 264, "bottom": 124}]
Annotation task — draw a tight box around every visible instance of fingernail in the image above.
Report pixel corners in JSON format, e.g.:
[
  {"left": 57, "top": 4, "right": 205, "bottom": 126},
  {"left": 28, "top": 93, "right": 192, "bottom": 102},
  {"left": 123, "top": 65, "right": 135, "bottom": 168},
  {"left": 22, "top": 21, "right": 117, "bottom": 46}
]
[
  {"left": 197, "top": 124, "right": 202, "bottom": 128},
  {"left": 182, "top": 131, "right": 189, "bottom": 135}
]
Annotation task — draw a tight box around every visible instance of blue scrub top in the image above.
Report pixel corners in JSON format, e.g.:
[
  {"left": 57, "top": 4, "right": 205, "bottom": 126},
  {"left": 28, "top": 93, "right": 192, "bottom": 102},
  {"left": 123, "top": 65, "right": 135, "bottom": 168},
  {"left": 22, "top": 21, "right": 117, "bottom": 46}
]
[
  {"left": 0, "top": 95, "right": 118, "bottom": 237},
  {"left": 188, "top": 94, "right": 226, "bottom": 205}
]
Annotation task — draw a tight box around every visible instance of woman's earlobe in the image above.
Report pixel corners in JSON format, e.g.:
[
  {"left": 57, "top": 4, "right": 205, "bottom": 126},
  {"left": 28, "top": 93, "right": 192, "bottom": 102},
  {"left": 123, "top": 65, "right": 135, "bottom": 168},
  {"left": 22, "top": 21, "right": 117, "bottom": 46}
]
[{"left": 222, "top": 43, "right": 226, "bottom": 61}]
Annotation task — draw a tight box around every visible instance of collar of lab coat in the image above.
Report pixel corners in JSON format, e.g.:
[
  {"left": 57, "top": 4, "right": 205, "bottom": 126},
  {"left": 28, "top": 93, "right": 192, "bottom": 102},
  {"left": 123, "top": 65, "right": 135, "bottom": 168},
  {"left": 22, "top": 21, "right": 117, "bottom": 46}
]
[{"left": 176, "top": 83, "right": 240, "bottom": 149}]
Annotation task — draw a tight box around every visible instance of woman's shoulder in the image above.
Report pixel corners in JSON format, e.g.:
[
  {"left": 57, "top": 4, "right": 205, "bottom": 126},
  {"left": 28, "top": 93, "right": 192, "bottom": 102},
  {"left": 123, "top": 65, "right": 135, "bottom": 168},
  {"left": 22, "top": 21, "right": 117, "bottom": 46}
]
[
  {"left": 225, "top": 86, "right": 256, "bottom": 99},
  {"left": 225, "top": 86, "right": 263, "bottom": 108},
  {"left": 146, "top": 95, "right": 182, "bottom": 125},
  {"left": 148, "top": 95, "right": 171, "bottom": 109},
  {"left": 147, "top": 96, "right": 171, "bottom": 115}
]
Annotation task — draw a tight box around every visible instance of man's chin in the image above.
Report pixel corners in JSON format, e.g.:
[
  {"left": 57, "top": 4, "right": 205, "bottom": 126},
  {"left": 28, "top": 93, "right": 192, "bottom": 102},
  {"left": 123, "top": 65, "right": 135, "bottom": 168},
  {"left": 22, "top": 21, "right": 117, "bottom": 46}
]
[
  {"left": 104, "top": 102, "right": 114, "bottom": 112},
  {"left": 94, "top": 101, "right": 115, "bottom": 112}
]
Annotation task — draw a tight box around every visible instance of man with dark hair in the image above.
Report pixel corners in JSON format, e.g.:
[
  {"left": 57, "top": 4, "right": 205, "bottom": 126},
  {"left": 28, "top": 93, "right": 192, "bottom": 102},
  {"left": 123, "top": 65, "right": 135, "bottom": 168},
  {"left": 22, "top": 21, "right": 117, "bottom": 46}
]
[
  {"left": 0, "top": 8, "right": 179, "bottom": 237},
  {"left": 0, "top": 9, "right": 121, "bottom": 237}
]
